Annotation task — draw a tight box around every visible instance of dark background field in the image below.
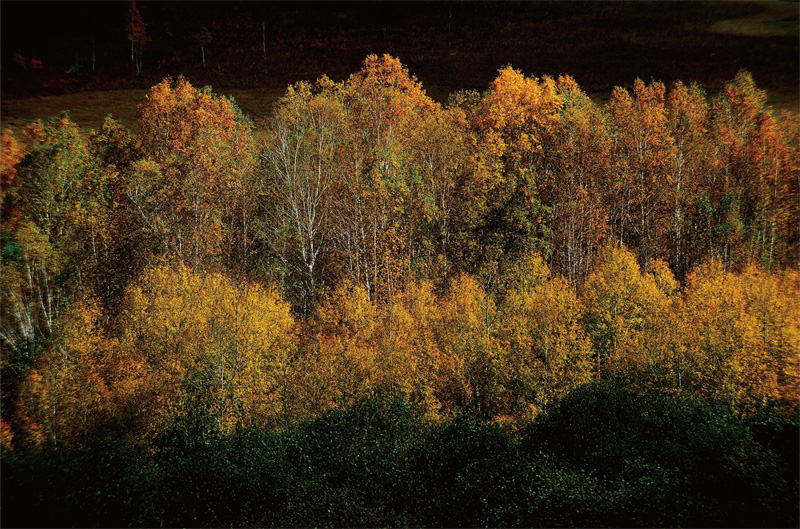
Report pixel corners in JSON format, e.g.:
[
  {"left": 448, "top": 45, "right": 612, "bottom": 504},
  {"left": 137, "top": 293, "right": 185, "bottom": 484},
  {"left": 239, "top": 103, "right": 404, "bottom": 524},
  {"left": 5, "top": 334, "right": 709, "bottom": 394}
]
[{"left": 1, "top": 1, "right": 798, "bottom": 136}]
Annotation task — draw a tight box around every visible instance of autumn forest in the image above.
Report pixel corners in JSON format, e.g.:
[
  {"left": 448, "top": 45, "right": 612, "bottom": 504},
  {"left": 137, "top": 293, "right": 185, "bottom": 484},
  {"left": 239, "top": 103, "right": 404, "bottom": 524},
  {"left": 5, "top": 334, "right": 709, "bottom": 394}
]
[{"left": 1, "top": 48, "right": 799, "bottom": 527}]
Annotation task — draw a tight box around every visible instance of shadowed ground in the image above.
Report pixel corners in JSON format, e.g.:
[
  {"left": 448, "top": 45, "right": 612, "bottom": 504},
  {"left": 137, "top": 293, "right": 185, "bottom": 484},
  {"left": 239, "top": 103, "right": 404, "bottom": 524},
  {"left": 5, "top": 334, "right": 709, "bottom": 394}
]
[{"left": 1, "top": 1, "right": 797, "bottom": 137}]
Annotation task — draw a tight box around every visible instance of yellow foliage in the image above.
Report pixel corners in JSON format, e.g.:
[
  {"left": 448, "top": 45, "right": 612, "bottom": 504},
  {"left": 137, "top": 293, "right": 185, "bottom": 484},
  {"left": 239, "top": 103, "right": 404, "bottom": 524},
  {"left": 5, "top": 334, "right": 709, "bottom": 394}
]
[
  {"left": 311, "top": 282, "right": 380, "bottom": 410},
  {"left": 117, "top": 264, "right": 296, "bottom": 436},
  {"left": 740, "top": 264, "right": 799, "bottom": 411},
  {"left": 581, "top": 245, "right": 669, "bottom": 376},
  {"left": 500, "top": 257, "right": 593, "bottom": 415},
  {"left": 503, "top": 250, "right": 551, "bottom": 295},
  {"left": 646, "top": 258, "right": 679, "bottom": 297},
  {"left": 1, "top": 129, "right": 24, "bottom": 203},
  {"left": 378, "top": 280, "right": 449, "bottom": 420},
  {"left": 681, "top": 261, "right": 778, "bottom": 410},
  {"left": 434, "top": 274, "right": 501, "bottom": 418}
]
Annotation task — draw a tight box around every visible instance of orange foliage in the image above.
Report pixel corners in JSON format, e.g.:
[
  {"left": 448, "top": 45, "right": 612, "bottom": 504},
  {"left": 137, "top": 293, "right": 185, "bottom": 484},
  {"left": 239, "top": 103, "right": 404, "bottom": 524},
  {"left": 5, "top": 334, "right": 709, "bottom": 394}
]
[
  {"left": 5, "top": 62, "right": 800, "bottom": 453},
  {"left": 1, "top": 129, "right": 24, "bottom": 201},
  {"left": 608, "top": 79, "right": 675, "bottom": 268},
  {"left": 14, "top": 300, "right": 117, "bottom": 448},
  {"left": 134, "top": 76, "right": 256, "bottom": 270},
  {"left": 545, "top": 76, "right": 611, "bottom": 284},
  {"left": 332, "top": 55, "right": 443, "bottom": 300},
  {"left": 0, "top": 416, "right": 13, "bottom": 453},
  {"left": 310, "top": 282, "right": 380, "bottom": 411}
]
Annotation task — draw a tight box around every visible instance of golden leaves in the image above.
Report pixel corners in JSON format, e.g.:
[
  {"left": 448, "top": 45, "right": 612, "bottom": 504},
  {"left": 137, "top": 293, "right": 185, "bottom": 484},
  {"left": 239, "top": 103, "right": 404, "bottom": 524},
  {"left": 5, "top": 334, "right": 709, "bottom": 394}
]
[
  {"left": 134, "top": 77, "right": 257, "bottom": 270},
  {"left": 9, "top": 264, "right": 297, "bottom": 444},
  {"left": 499, "top": 254, "right": 592, "bottom": 415},
  {"left": 581, "top": 245, "right": 671, "bottom": 376},
  {"left": 6, "top": 61, "right": 800, "bottom": 453},
  {"left": 679, "top": 261, "right": 799, "bottom": 411},
  {"left": 1, "top": 129, "right": 23, "bottom": 202},
  {"left": 116, "top": 264, "right": 296, "bottom": 433},
  {"left": 482, "top": 67, "right": 562, "bottom": 149}
]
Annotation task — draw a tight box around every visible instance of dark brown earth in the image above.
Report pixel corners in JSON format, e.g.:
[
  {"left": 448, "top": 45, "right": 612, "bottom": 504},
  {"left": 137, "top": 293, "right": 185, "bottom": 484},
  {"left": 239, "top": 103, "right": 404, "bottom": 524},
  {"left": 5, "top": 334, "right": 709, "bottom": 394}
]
[{"left": 1, "top": 1, "right": 797, "bottom": 137}]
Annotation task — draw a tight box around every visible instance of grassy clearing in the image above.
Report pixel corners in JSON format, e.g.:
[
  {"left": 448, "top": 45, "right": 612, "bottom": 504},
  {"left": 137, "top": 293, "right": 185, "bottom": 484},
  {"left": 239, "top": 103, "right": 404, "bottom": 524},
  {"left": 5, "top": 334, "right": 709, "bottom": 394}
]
[
  {"left": 1, "top": 1, "right": 797, "bottom": 136},
  {"left": 710, "top": 1, "right": 798, "bottom": 37},
  {"left": 1, "top": 87, "right": 285, "bottom": 140}
]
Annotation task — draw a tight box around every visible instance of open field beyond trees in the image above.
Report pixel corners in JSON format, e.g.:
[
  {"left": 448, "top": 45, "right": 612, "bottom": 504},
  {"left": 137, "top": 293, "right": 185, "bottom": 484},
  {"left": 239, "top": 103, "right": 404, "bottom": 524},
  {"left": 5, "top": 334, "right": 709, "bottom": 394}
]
[{"left": 1, "top": 1, "right": 798, "bottom": 137}]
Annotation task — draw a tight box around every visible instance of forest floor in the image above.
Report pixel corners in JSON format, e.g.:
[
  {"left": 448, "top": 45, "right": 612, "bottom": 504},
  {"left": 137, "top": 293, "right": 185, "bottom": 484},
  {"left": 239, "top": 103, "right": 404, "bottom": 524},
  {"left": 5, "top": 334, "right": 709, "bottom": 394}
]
[{"left": 1, "top": 1, "right": 797, "bottom": 139}]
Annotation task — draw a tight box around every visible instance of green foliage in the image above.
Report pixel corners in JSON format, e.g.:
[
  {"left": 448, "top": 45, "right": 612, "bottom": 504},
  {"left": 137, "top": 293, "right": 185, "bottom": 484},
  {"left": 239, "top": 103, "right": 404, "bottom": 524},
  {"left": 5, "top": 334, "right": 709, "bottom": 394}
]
[
  {"left": 3, "top": 390, "right": 796, "bottom": 528},
  {"left": 525, "top": 380, "right": 799, "bottom": 527},
  {"left": 150, "top": 400, "right": 271, "bottom": 527},
  {"left": 1, "top": 435, "right": 159, "bottom": 528},
  {"left": 402, "top": 415, "right": 522, "bottom": 526},
  {"left": 276, "top": 395, "right": 419, "bottom": 527}
]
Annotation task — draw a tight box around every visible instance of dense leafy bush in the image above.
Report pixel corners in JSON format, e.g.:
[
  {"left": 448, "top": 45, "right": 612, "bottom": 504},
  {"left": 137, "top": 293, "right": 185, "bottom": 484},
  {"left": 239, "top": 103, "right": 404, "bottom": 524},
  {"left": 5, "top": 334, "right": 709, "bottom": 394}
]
[
  {"left": 2, "top": 387, "right": 796, "bottom": 527},
  {"left": 1, "top": 435, "right": 158, "bottom": 528},
  {"left": 524, "top": 380, "right": 800, "bottom": 527}
]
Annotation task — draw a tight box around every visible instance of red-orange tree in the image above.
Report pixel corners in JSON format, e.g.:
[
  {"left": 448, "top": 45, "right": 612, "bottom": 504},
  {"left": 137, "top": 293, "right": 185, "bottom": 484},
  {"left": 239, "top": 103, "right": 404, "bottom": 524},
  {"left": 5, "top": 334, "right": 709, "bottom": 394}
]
[
  {"left": 607, "top": 79, "right": 675, "bottom": 270},
  {"left": 132, "top": 76, "right": 257, "bottom": 272}
]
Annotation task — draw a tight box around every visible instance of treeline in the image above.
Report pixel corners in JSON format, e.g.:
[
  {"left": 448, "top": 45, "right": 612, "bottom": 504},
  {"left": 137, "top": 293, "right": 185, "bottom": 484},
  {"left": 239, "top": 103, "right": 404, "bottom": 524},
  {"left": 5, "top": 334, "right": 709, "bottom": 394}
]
[
  {"left": 2, "top": 243, "right": 797, "bottom": 449},
  {"left": 3, "top": 388, "right": 799, "bottom": 527},
  {"left": 1, "top": 55, "right": 798, "bottom": 452}
]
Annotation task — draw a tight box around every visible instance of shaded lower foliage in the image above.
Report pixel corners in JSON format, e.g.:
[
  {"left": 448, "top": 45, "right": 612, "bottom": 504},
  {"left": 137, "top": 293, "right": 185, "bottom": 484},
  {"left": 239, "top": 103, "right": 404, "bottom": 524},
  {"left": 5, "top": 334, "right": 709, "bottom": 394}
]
[
  {"left": 273, "top": 395, "right": 419, "bottom": 527},
  {"left": 523, "top": 380, "right": 800, "bottom": 528},
  {"left": 147, "top": 398, "right": 286, "bottom": 528},
  {"left": 2, "top": 387, "right": 797, "bottom": 528},
  {"left": 1, "top": 435, "right": 159, "bottom": 528},
  {"left": 398, "top": 414, "right": 608, "bottom": 528}
]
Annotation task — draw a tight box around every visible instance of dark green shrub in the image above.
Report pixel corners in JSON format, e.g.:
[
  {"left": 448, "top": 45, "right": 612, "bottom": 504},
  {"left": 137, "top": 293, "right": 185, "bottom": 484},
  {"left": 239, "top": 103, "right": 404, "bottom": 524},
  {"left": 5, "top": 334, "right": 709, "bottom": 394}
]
[{"left": 523, "top": 380, "right": 799, "bottom": 527}]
